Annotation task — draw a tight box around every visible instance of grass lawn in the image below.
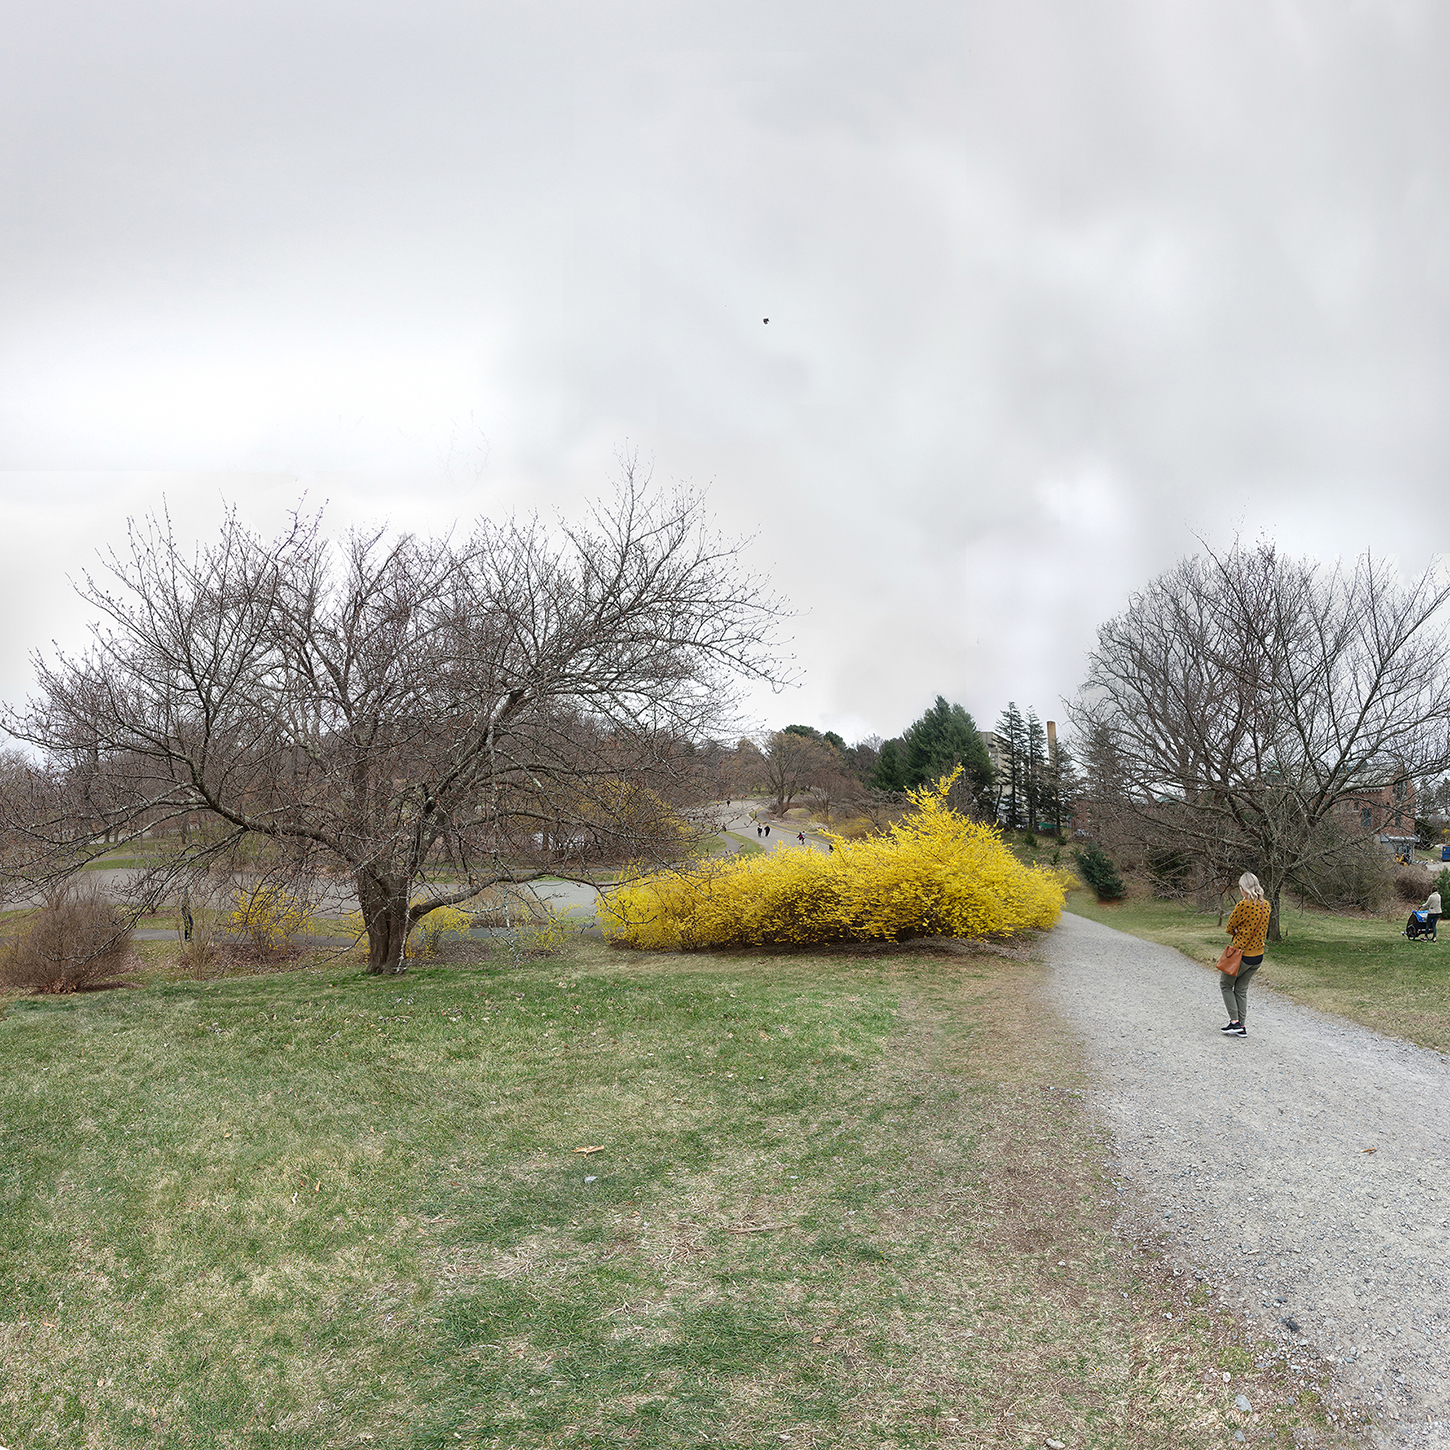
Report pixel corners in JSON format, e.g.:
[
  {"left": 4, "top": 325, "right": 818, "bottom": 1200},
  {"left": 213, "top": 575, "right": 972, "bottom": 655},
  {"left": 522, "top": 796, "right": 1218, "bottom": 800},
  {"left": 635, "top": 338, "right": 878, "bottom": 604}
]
[
  {"left": 1, "top": 938, "right": 1340, "bottom": 1448},
  {"left": 1068, "top": 891, "right": 1450, "bottom": 1054}
]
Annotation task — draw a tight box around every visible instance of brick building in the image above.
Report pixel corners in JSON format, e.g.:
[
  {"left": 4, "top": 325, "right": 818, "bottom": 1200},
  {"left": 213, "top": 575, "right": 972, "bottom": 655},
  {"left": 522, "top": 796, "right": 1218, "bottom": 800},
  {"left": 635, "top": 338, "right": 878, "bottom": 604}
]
[{"left": 1330, "top": 774, "right": 1416, "bottom": 836}]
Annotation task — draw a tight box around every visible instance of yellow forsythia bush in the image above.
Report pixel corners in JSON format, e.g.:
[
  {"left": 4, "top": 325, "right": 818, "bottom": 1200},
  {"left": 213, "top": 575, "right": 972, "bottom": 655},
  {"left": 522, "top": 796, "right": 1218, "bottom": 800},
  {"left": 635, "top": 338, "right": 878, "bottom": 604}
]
[
  {"left": 412, "top": 904, "right": 474, "bottom": 956},
  {"left": 228, "top": 881, "right": 316, "bottom": 952},
  {"left": 601, "top": 770, "right": 1069, "bottom": 950}
]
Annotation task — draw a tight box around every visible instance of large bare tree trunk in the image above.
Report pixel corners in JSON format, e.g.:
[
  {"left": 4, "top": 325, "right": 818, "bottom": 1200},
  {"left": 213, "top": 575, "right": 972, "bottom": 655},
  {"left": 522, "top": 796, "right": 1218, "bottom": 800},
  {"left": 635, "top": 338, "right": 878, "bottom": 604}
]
[{"left": 357, "top": 868, "right": 412, "bottom": 974}]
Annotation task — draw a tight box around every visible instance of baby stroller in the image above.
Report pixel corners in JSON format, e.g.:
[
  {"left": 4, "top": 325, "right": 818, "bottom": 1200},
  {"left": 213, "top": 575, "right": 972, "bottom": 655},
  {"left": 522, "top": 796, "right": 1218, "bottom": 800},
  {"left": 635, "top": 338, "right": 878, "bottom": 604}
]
[{"left": 1405, "top": 910, "right": 1438, "bottom": 941}]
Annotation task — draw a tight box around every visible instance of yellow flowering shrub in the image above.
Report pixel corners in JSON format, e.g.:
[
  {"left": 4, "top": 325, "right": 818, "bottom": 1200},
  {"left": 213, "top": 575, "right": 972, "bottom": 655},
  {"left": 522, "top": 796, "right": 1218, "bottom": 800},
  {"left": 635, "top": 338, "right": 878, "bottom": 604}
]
[
  {"left": 412, "top": 904, "right": 474, "bottom": 956},
  {"left": 228, "top": 881, "right": 316, "bottom": 953},
  {"left": 600, "top": 771, "right": 1068, "bottom": 950},
  {"left": 830, "top": 815, "right": 884, "bottom": 840},
  {"left": 342, "top": 896, "right": 569, "bottom": 957},
  {"left": 511, "top": 909, "right": 568, "bottom": 955}
]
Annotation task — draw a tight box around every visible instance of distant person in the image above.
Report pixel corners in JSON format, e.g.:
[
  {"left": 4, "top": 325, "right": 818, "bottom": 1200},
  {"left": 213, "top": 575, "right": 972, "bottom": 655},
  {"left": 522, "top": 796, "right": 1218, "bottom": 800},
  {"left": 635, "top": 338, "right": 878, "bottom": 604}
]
[
  {"left": 1421, "top": 886, "right": 1442, "bottom": 940},
  {"left": 1220, "top": 872, "right": 1271, "bottom": 1038},
  {"left": 764, "top": 825, "right": 770, "bottom": 838},
  {"left": 798, "top": 831, "right": 805, "bottom": 844},
  {"left": 757, "top": 825, "right": 762, "bottom": 838}
]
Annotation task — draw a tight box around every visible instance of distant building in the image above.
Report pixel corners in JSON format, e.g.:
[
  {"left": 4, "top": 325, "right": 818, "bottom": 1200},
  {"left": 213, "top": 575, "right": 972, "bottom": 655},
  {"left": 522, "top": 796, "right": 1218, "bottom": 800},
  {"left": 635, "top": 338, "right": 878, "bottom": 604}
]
[
  {"left": 979, "top": 730, "right": 1005, "bottom": 781},
  {"left": 1331, "top": 773, "right": 1417, "bottom": 838}
]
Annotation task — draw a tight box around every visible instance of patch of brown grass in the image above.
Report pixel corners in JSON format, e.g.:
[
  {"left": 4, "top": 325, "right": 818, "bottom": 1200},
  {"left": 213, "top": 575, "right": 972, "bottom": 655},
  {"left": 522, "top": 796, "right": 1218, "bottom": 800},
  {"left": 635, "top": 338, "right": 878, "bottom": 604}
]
[{"left": 714, "top": 957, "right": 1362, "bottom": 1449}]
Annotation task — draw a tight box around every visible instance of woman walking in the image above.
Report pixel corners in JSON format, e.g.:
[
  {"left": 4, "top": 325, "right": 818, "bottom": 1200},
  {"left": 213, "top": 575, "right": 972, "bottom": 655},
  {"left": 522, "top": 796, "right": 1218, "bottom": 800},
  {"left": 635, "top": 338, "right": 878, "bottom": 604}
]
[{"left": 1221, "top": 872, "right": 1272, "bottom": 1038}]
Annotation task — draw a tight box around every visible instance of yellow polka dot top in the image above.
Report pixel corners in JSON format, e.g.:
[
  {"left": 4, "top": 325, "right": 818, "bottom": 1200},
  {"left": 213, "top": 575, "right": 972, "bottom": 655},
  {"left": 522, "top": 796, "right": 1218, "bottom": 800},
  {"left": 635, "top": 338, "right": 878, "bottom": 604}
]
[{"left": 1226, "top": 897, "right": 1271, "bottom": 957}]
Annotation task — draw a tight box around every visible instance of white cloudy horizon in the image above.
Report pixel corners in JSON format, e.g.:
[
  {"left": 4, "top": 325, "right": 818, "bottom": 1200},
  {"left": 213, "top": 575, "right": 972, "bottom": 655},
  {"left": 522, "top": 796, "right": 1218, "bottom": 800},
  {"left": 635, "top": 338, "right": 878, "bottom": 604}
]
[{"left": 2, "top": 0, "right": 1446, "bottom": 746}]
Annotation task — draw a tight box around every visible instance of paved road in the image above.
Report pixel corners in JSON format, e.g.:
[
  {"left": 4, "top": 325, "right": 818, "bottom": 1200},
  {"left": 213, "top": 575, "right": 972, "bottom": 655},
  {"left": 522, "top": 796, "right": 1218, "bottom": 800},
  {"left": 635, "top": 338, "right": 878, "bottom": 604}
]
[
  {"left": 715, "top": 797, "right": 832, "bottom": 853},
  {"left": 1045, "top": 911, "right": 1450, "bottom": 1445},
  {"left": 76, "top": 867, "right": 603, "bottom": 927}
]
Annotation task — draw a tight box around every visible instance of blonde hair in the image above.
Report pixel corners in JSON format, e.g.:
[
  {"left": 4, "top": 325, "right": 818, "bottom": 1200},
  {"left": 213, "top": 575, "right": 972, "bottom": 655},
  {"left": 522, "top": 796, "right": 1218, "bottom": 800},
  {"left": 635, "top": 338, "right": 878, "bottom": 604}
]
[{"left": 1238, "top": 872, "right": 1265, "bottom": 900}]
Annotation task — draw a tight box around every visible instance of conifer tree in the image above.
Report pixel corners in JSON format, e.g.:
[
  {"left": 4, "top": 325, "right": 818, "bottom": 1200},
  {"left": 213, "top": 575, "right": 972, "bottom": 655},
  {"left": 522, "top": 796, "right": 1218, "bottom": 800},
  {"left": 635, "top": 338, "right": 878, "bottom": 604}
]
[
  {"left": 1076, "top": 842, "right": 1125, "bottom": 900},
  {"left": 995, "top": 702, "right": 1025, "bottom": 829},
  {"left": 900, "top": 697, "right": 993, "bottom": 810},
  {"left": 871, "top": 699, "right": 993, "bottom": 813},
  {"left": 871, "top": 738, "right": 908, "bottom": 792},
  {"left": 1044, "top": 738, "right": 1077, "bottom": 837},
  {"left": 1025, "top": 710, "right": 1047, "bottom": 831}
]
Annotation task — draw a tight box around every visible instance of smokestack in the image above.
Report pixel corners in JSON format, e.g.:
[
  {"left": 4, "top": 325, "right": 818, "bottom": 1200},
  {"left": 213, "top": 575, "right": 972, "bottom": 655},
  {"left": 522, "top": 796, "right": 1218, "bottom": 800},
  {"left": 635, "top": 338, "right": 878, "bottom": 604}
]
[{"left": 1046, "top": 720, "right": 1057, "bottom": 766}]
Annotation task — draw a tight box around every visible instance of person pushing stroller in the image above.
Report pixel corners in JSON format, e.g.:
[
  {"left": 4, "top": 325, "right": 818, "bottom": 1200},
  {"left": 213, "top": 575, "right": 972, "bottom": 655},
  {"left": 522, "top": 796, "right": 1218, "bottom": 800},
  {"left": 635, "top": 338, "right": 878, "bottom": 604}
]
[{"left": 1406, "top": 886, "right": 1442, "bottom": 942}]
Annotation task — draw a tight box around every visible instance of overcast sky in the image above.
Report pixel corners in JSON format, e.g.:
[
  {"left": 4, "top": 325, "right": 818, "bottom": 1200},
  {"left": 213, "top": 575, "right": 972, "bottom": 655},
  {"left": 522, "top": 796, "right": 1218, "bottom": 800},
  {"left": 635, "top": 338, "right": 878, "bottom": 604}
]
[{"left": 2, "top": 0, "right": 1446, "bottom": 743}]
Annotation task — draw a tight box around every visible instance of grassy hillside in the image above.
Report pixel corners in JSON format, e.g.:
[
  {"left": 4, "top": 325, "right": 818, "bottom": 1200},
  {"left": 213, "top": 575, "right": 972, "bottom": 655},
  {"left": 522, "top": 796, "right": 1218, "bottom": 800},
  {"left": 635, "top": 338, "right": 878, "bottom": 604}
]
[{"left": 0, "top": 938, "right": 1337, "bottom": 1447}]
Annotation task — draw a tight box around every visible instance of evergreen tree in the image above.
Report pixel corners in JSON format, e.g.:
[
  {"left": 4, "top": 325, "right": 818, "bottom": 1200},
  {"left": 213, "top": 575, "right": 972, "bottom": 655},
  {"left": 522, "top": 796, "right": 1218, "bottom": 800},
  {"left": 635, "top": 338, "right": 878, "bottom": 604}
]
[
  {"left": 870, "top": 699, "right": 993, "bottom": 810},
  {"left": 871, "top": 738, "right": 908, "bottom": 792},
  {"left": 1075, "top": 842, "right": 1125, "bottom": 900},
  {"left": 898, "top": 697, "right": 993, "bottom": 811},
  {"left": 995, "top": 702, "right": 1025, "bottom": 829},
  {"left": 1025, "top": 710, "right": 1047, "bottom": 831},
  {"left": 1044, "top": 738, "right": 1077, "bottom": 837}
]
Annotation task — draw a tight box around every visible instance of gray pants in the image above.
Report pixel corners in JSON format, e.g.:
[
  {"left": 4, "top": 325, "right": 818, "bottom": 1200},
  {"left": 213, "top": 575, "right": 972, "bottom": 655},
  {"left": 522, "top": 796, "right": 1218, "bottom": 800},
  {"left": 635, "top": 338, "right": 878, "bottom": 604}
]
[{"left": 1220, "top": 958, "right": 1262, "bottom": 1024}]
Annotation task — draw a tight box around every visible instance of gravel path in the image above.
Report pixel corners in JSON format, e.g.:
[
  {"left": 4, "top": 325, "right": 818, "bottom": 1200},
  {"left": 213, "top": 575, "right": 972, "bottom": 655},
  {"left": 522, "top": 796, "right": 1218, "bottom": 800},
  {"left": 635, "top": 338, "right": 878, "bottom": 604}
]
[{"left": 1044, "top": 911, "right": 1450, "bottom": 1445}]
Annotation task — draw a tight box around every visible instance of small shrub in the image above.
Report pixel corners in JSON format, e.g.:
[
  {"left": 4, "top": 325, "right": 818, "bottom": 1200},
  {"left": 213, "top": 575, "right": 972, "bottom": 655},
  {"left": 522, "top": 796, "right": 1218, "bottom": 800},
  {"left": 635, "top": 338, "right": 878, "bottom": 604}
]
[
  {"left": 178, "top": 940, "right": 220, "bottom": 979},
  {"left": 0, "top": 891, "right": 133, "bottom": 993},
  {"left": 1075, "top": 842, "right": 1125, "bottom": 901},
  {"left": 411, "top": 904, "right": 473, "bottom": 957},
  {"left": 228, "top": 880, "right": 316, "bottom": 955},
  {"left": 466, "top": 885, "right": 554, "bottom": 929},
  {"left": 1394, "top": 864, "right": 1431, "bottom": 903},
  {"left": 175, "top": 870, "right": 232, "bottom": 976},
  {"left": 509, "top": 908, "right": 568, "bottom": 957}
]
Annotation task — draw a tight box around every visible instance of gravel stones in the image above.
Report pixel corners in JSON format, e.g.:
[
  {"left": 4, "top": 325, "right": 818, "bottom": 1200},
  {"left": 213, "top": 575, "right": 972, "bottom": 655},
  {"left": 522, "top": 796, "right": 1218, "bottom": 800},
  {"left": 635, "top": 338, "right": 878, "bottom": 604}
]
[{"left": 1045, "top": 912, "right": 1450, "bottom": 1444}]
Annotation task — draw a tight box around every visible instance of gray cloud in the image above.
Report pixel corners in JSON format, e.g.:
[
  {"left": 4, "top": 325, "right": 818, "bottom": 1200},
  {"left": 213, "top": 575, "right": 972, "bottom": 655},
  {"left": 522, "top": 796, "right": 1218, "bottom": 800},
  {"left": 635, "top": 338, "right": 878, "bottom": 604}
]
[{"left": 2, "top": 0, "right": 1446, "bottom": 738}]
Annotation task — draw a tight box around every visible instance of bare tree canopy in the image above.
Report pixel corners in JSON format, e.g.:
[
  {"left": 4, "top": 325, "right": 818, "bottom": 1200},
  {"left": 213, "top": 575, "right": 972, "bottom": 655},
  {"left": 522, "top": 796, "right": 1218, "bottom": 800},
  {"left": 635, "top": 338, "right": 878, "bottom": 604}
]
[
  {"left": 756, "top": 730, "right": 836, "bottom": 814},
  {"left": 3, "top": 466, "right": 789, "bottom": 971},
  {"left": 1074, "top": 542, "right": 1450, "bottom": 938}
]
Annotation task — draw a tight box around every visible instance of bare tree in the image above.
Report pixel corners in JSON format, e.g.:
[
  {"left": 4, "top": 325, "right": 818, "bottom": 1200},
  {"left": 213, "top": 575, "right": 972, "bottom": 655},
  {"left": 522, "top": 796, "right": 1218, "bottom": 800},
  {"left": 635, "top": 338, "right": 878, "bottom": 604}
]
[
  {"left": 1074, "top": 542, "right": 1450, "bottom": 939},
  {"left": 805, "top": 757, "right": 859, "bottom": 825},
  {"left": 2, "top": 467, "right": 788, "bottom": 972},
  {"left": 756, "top": 730, "right": 835, "bottom": 814}
]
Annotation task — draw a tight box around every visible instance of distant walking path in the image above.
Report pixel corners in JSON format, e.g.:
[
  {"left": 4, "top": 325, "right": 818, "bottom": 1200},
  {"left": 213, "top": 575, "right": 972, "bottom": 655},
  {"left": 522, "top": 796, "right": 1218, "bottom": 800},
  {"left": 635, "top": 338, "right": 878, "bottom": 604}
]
[
  {"left": 1045, "top": 911, "right": 1450, "bottom": 1444},
  {"left": 716, "top": 798, "right": 832, "bottom": 853}
]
